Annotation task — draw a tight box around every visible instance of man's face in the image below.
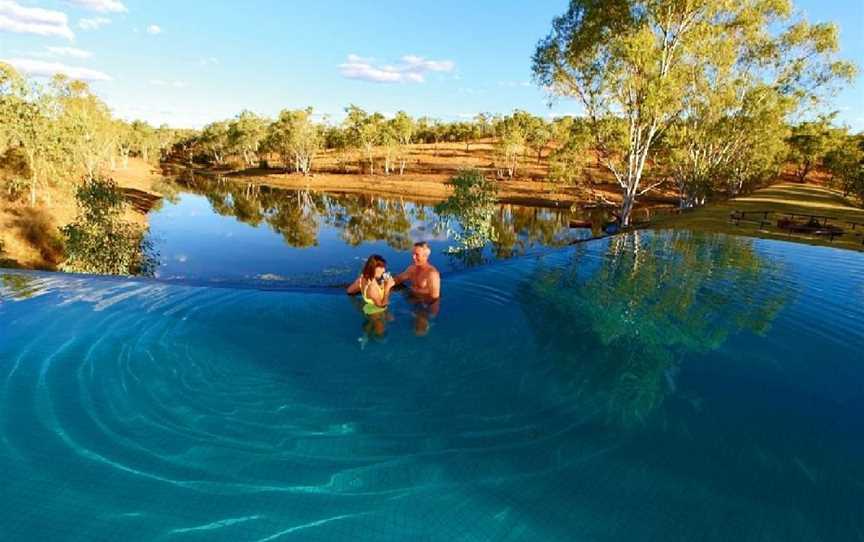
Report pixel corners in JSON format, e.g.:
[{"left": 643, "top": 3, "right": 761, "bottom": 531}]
[{"left": 412, "top": 246, "right": 428, "bottom": 265}]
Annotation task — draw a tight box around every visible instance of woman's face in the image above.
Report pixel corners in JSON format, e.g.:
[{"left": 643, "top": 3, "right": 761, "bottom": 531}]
[{"left": 374, "top": 265, "right": 386, "bottom": 279}]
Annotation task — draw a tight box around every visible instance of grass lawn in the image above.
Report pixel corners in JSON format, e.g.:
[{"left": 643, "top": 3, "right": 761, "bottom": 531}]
[{"left": 648, "top": 182, "right": 864, "bottom": 252}]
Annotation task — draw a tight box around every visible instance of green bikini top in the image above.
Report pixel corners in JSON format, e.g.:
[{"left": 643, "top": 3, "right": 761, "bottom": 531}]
[{"left": 361, "top": 279, "right": 387, "bottom": 315}]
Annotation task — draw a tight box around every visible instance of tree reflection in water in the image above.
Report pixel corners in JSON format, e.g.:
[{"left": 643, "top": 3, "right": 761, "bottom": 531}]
[
  {"left": 0, "top": 273, "right": 40, "bottom": 301},
  {"left": 173, "top": 176, "right": 593, "bottom": 265},
  {"left": 520, "top": 230, "right": 790, "bottom": 428}
]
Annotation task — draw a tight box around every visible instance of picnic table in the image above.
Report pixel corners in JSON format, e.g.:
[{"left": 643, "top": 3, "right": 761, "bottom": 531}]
[
  {"left": 776, "top": 213, "right": 845, "bottom": 241},
  {"left": 780, "top": 213, "right": 835, "bottom": 226},
  {"left": 727, "top": 209, "right": 855, "bottom": 243}
]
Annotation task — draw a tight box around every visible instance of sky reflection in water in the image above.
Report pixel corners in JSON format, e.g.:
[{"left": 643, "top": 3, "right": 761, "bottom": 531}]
[{"left": 147, "top": 178, "right": 595, "bottom": 287}]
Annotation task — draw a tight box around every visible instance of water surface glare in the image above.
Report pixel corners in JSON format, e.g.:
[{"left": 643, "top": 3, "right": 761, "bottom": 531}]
[{"left": 1, "top": 231, "right": 863, "bottom": 541}]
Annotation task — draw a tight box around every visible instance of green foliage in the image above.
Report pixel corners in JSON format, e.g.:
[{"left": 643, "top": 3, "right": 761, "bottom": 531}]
[
  {"left": 435, "top": 169, "right": 499, "bottom": 252},
  {"left": 60, "top": 176, "right": 158, "bottom": 276},
  {"left": 263, "top": 108, "right": 323, "bottom": 174},
  {"left": 1, "top": 62, "right": 180, "bottom": 206},
  {"left": 533, "top": 0, "right": 857, "bottom": 224},
  {"left": 823, "top": 134, "right": 864, "bottom": 200},
  {"left": 227, "top": 110, "right": 268, "bottom": 167},
  {"left": 548, "top": 117, "right": 592, "bottom": 185},
  {"left": 787, "top": 115, "right": 845, "bottom": 182},
  {"left": 492, "top": 113, "right": 528, "bottom": 179},
  {"left": 56, "top": 77, "right": 116, "bottom": 180},
  {"left": 664, "top": 85, "right": 791, "bottom": 206},
  {"left": 343, "top": 105, "right": 384, "bottom": 174},
  {"left": 323, "top": 125, "right": 352, "bottom": 172},
  {"left": 200, "top": 120, "right": 231, "bottom": 165}
]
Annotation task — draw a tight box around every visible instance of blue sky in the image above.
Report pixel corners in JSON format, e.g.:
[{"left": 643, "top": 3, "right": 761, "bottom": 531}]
[{"left": 1, "top": 0, "right": 862, "bottom": 129}]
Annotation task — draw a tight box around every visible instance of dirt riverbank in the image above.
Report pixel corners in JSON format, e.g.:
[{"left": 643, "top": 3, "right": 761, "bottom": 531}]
[{"left": 0, "top": 159, "right": 164, "bottom": 270}]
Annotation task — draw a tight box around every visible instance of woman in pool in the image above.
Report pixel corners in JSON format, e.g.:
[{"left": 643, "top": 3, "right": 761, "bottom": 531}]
[{"left": 347, "top": 255, "right": 396, "bottom": 338}]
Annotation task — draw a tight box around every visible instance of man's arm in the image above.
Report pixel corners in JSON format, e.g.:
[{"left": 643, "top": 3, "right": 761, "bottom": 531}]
[
  {"left": 394, "top": 265, "right": 414, "bottom": 285},
  {"left": 428, "top": 269, "right": 441, "bottom": 300},
  {"left": 346, "top": 276, "right": 361, "bottom": 295}
]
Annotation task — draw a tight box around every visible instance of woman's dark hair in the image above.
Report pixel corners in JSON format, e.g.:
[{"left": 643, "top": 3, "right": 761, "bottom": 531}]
[{"left": 361, "top": 254, "right": 387, "bottom": 280}]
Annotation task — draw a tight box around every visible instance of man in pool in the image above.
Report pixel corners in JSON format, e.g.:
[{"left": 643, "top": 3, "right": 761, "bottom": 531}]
[
  {"left": 395, "top": 241, "right": 441, "bottom": 301},
  {"left": 346, "top": 242, "right": 440, "bottom": 336},
  {"left": 395, "top": 241, "right": 441, "bottom": 336}
]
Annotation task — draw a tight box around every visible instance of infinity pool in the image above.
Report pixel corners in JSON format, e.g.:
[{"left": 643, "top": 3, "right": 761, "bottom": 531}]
[{"left": 1, "top": 231, "right": 863, "bottom": 541}]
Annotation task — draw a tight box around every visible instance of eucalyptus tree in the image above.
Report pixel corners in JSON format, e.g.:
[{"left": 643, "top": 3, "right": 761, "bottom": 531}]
[
  {"left": 533, "top": 0, "right": 856, "bottom": 225},
  {"left": 0, "top": 63, "right": 19, "bottom": 157},
  {"left": 379, "top": 123, "right": 399, "bottom": 175},
  {"left": 287, "top": 108, "right": 323, "bottom": 175},
  {"left": 128, "top": 120, "right": 158, "bottom": 163},
  {"left": 200, "top": 120, "right": 231, "bottom": 165},
  {"left": 265, "top": 108, "right": 323, "bottom": 174},
  {"left": 473, "top": 113, "right": 493, "bottom": 139},
  {"left": 493, "top": 113, "right": 527, "bottom": 179},
  {"left": 228, "top": 110, "right": 268, "bottom": 167},
  {"left": 344, "top": 105, "right": 383, "bottom": 174},
  {"left": 525, "top": 115, "right": 552, "bottom": 163},
  {"left": 55, "top": 76, "right": 116, "bottom": 181},
  {"left": 665, "top": 6, "right": 854, "bottom": 204},
  {"left": 113, "top": 120, "right": 134, "bottom": 169},
  {"left": 548, "top": 115, "right": 592, "bottom": 185},
  {"left": 0, "top": 64, "right": 67, "bottom": 205},
  {"left": 452, "top": 121, "right": 480, "bottom": 152},
  {"left": 324, "top": 125, "right": 352, "bottom": 172},
  {"left": 391, "top": 111, "right": 415, "bottom": 175},
  {"left": 156, "top": 124, "right": 189, "bottom": 161},
  {"left": 787, "top": 115, "right": 845, "bottom": 183},
  {"left": 823, "top": 133, "right": 864, "bottom": 198},
  {"left": 664, "top": 86, "right": 791, "bottom": 206}
]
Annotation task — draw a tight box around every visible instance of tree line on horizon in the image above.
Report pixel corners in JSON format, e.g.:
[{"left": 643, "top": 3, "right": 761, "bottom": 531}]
[
  {"left": 184, "top": 107, "right": 575, "bottom": 180},
  {"left": 179, "top": 100, "right": 864, "bottom": 212}
]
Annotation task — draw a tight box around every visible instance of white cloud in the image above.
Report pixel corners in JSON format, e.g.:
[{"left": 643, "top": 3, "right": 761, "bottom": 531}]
[
  {"left": 339, "top": 53, "right": 454, "bottom": 84},
  {"left": 78, "top": 16, "right": 109, "bottom": 29},
  {"left": 66, "top": 0, "right": 126, "bottom": 13},
  {"left": 46, "top": 46, "right": 92, "bottom": 59},
  {"left": 199, "top": 57, "right": 218, "bottom": 66},
  {"left": 401, "top": 54, "right": 455, "bottom": 73},
  {"left": 0, "top": 1, "right": 74, "bottom": 40},
  {"left": 498, "top": 81, "right": 531, "bottom": 88},
  {"left": 149, "top": 79, "right": 188, "bottom": 88},
  {"left": 146, "top": 24, "right": 160, "bottom": 34},
  {"left": 3, "top": 58, "right": 112, "bottom": 81}
]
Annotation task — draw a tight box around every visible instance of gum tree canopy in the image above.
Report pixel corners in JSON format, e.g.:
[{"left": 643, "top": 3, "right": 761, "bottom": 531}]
[{"left": 533, "top": 0, "right": 855, "bottom": 225}]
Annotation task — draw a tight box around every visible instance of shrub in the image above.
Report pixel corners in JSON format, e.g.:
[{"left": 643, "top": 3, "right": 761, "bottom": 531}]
[
  {"left": 434, "top": 169, "right": 498, "bottom": 252},
  {"left": 61, "top": 176, "right": 158, "bottom": 276}
]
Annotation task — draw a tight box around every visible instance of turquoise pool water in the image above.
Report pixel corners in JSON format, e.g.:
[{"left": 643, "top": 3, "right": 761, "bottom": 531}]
[{"left": 1, "top": 231, "right": 863, "bottom": 541}]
